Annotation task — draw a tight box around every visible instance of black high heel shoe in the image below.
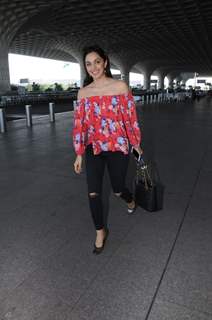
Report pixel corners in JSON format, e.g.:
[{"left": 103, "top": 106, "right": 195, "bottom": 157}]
[{"left": 93, "top": 228, "right": 109, "bottom": 255}]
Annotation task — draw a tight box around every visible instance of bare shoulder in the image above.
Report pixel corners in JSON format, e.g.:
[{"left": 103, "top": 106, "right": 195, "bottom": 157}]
[
  {"left": 77, "top": 82, "right": 96, "bottom": 99},
  {"left": 77, "top": 87, "right": 88, "bottom": 100},
  {"left": 111, "top": 79, "right": 129, "bottom": 94}
]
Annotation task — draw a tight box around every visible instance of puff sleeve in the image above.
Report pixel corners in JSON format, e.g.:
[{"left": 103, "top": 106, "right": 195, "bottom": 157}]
[
  {"left": 72, "top": 99, "right": 87, "bottom": 155},
  {"left": 120, "top": 92, "right": 141, "bottom": 147}
]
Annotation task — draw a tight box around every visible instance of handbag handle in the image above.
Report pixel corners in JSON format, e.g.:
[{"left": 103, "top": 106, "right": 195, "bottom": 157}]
[{"left": 135, "top": 161, "right": 153, "bottom": 190}]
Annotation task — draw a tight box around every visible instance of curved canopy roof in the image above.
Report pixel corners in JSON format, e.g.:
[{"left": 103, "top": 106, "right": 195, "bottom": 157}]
[{"left": 1, "top": 0, "right": 212, "bottom": 75}]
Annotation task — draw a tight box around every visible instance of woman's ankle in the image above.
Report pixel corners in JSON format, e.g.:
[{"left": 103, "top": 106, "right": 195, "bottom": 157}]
[
  {"left": 127, "top": 199, "right": 135, "bottom": 209},
  {"left": 95, "top": 229, "right": 105, "bottom": 247}
]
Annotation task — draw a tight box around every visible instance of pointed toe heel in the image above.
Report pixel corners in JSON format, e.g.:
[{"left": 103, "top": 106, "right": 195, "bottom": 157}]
[{"left": 93, "top": 228, "right": 109, "bottom": 255}]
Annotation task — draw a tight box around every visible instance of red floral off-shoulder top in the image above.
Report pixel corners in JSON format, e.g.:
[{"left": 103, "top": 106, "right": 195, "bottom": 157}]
[{"left": 72, "top": 92, "right": 141, "bottom": 155}]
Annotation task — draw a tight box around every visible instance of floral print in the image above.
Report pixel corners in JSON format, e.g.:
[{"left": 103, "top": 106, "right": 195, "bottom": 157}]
[{"left": 73, "top": 92, "right": 141, "bottom": 155}]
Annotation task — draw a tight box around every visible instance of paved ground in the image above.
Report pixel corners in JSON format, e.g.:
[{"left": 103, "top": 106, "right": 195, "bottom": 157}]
[{"left": 0, "top": 97, "right": 212, "bottom": 320}]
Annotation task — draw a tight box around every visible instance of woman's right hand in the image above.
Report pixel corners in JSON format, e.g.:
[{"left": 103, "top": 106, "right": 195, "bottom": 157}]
[
  {"left": 74, "top": 155, "right": 83, "bottom": 174},
  {"left": 133, "top": 145, "right": 143, "bottom": 156}
]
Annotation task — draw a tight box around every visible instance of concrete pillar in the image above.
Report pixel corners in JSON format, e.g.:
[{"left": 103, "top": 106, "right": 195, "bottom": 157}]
[
  {"left": 120, "top": 67, "right": 130, "bottom": 86},
  {"left": 181, "top": 72, "right": 195, "bottom": 87},
  {"left": 121, "top": 73, "right": 129, "bottom": 86},
  {"left": 175, "top": 76, "right": 182, "bottom": 86},
  {"left": 0, "top": 41, "right": 10, "bottom": 95},
  {"left": 168, "top": 77, "right": 174, "bottom": 88},
  {"left": 157, "top": 73, "right": 165, "bottom": 90},
  {"left": 143, "top": 71, "right": 151, "bottom": 90},
  {"left": 167, "top": 72, "right": 181, "bottom": 89}
]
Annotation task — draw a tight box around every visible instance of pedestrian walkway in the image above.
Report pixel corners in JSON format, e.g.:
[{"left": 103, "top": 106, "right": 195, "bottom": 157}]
[{"left": 0, "top": 97, "right": 212, "bottom": 320}]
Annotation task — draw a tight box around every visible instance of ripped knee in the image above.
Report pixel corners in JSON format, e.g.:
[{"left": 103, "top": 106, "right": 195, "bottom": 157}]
[{"left": 89, "top": 192, "right": 99, "bottom": 198}]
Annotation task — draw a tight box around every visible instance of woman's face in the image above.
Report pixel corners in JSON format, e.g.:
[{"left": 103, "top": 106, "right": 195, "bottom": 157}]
[{"left": 85, "top": 51, "right": 107, "bottom": 81}]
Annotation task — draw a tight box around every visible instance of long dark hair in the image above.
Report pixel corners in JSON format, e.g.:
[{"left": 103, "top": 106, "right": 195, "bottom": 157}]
[{"left": 82, "top": 45, "right": 113, "bottom": 87}]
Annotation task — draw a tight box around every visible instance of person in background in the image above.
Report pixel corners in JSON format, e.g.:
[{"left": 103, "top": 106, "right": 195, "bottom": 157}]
[{"left": 73, "top": 45, "right": 143, "bottom": 254}]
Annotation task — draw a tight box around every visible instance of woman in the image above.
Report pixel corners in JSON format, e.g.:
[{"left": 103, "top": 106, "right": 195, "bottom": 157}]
[{"left": 73, "top": 45, "right": 142, "bottom": 254}]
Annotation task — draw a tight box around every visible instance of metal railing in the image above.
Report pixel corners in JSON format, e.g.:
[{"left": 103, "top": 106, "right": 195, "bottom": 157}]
[
  {"left": 0, "top": 92, "right": 194, "bottom": 133},
  {"left": 0, "top": 91, "right": 77, "bottom": 108}
]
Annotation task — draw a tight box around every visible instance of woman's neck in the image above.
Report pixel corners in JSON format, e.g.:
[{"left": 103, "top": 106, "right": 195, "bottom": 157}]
[{"left": 92, "top": 76, "right": 111, "bottom": 88}]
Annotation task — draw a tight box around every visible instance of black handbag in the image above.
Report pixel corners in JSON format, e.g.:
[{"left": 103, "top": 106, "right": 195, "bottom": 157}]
[{"left": 134, "top": 160, "right": 164, "bottom": 212}]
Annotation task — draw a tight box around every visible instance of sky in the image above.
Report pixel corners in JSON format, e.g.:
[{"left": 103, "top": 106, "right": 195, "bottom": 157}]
[{"left": 9, "top": 54, "right": 81, "bottom": 85}]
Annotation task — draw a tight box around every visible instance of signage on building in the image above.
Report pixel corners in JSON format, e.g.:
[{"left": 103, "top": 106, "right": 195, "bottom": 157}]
[
  {"left": 20, "top": 78, "right": 29, "bottom": 84},
  {"left": 197, "top": 79, "right": 206, "bottom": 83}
]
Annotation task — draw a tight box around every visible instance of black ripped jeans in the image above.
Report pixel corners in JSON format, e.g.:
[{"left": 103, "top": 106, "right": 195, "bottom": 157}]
[{"left": 85, "top": 144, "right": 133, "bottom": 230}]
